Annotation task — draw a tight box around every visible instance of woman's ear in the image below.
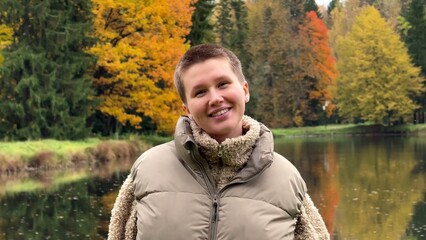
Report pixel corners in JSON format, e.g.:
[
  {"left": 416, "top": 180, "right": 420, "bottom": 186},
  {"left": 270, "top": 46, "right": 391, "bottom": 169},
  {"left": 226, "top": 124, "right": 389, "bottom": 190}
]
[
  {"left": 243, "top": 81, "right": 250, "bottom": 103},
  {"left": 182, "top": 104, "right": 191, "bottom": 117}
]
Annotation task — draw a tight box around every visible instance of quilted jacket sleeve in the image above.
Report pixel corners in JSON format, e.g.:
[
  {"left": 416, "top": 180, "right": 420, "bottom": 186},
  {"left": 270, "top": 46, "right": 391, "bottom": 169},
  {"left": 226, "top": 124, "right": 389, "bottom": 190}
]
[{"left": 294, "top": 193, "right": 330, "bottom": 240}]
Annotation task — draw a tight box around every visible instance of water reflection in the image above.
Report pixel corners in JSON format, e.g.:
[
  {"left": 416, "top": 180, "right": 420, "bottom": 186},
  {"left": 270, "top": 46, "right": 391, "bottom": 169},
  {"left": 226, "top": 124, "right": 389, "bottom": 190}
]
[
  {"left": 0, "top": 136, "right": 425, "bottom": 239},
  {"left": 275, "top": 136, "right": 426, "bottom": 239},
  {"left": 0, "top": 159, "right": 133, "bottom": 240}
]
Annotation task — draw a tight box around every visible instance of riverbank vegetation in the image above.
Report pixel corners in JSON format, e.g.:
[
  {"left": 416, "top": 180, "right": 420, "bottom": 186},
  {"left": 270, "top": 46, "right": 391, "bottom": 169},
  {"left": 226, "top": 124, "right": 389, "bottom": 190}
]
[
  {"left": 0, "top": 139, "right": 151, "bottom": 175},
  {"left": 272, "top": 123, "right": 426, "bottom": 137},
  {"left": 2, "top": 121, "right": 425, "bottom": 175}
]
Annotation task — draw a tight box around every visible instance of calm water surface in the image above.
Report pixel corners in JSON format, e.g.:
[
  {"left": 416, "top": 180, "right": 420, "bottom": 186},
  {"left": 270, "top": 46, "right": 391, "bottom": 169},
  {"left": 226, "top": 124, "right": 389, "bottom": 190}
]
[{"left": 0, "top": 136, "right": 425, "bottom": 239}]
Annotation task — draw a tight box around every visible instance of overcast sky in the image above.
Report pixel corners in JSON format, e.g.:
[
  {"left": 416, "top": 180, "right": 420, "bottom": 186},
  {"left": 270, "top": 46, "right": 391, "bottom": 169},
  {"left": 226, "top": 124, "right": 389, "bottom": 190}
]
[{"left": 315, "top": 0, "right": 332, "bottom": 7}]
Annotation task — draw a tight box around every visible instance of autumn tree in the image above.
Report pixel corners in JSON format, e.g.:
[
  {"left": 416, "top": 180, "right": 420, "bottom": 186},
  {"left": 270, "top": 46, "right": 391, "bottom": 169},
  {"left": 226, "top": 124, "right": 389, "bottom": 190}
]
[
  {"left": 373, "top": 0, "right": 403, "bottom": 30},
  {"left": 298, "top": 11, "right": 337, "bottom": 123},
  {"left": 89, "top": 0, "right": 193, "bottom": 134},
  {"left": 0, "top": 0, "right": 97, "bottom": 140},
  {"left": 328, "top": 0, "right": 363, "bottom": 59},
  {"left": 335, "top": 6, "right": 424, "bottom": 124},
  {"left": 278, "top": 0, "right": 313, "bottom": 127},
  {"left": 248, "top": 0, "right": 336, "bottom": 127},
  {"left": 402, "top": 0, "right": 426, "bottom": 123},
  {"left": 0, "top": 24, "right": 13, "bottom": 64},
  {"left": 187, "top": 0, "right": 215, "bottom": 46},
  {"left": 278, "top": 0, "right": 335, "bottom": 126},
  {"left": 248, "top": 0, "right": 311, "bottom": 127},
  {"left": 247, "top": 0, "right": 283, "bottom": 125}
]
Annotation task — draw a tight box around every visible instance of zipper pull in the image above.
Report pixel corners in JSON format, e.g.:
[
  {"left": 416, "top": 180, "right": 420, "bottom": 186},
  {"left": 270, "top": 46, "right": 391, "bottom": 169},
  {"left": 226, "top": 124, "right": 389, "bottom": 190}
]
[
  {"left": 212, "top": 198, "right": 219, "bottom": 222},
  {"left": 218, "top": 146, "right": 222, "bottom": 158}
]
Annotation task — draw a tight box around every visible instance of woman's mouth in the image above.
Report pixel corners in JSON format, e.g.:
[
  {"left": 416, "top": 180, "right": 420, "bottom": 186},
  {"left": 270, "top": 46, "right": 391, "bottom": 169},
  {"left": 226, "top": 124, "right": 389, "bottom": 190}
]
[{"left": 209, "top": 108, "right": 230, "bottom": 117}]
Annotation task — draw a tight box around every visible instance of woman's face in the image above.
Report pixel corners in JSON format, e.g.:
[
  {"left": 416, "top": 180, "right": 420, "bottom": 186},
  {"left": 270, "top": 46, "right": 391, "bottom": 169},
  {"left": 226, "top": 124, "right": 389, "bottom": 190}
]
[{"left": 182, "top": 58, "right": 249, "bottom": 143}]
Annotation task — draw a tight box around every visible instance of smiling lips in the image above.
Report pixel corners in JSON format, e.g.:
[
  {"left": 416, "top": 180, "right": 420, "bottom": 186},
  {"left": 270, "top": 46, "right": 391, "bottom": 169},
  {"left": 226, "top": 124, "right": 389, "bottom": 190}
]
[{"left": 209, "top": 108, "right": 231, "bottom": 117}]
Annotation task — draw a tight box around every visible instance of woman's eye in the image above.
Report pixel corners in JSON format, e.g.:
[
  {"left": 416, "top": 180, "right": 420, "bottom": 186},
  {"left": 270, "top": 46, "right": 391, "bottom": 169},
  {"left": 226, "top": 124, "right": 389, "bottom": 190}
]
[
  {"left": 218, "top": 82, "right": 228, "bottom": 88},
  {"left": 195, "top": 90, "right": 206, "bottom": 97}
]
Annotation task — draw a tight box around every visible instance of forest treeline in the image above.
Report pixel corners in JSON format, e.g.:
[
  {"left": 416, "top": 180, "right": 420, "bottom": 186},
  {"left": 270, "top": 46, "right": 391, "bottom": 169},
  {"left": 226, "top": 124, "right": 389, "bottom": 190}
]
[{"left": 0, "top": 0, "right": 424, "bottom": 140}]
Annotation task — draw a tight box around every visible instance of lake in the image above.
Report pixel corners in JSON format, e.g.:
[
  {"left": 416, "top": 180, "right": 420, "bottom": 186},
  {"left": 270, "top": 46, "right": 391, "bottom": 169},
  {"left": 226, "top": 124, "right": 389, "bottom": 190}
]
[{"left": 0, "top": 136, "right": 425, "bottom": 239}]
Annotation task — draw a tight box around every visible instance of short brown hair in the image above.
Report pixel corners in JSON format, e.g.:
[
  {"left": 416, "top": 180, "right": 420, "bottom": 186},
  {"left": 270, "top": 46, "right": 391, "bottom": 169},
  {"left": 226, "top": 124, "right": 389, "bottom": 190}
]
[{"left": 174, "top": 44, "right": 245, "bottom": 104}]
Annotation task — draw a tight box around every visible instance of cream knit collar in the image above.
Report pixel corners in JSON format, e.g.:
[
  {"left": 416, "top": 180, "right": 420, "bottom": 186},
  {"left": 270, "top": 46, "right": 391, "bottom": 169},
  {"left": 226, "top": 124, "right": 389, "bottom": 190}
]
[{"left": 190, "top": 116, "right": 260, "bottom": 188}]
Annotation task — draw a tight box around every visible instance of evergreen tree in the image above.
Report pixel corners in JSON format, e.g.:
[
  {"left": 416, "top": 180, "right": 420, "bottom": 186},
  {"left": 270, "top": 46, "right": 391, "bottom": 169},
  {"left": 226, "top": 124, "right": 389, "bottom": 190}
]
[
  {"left": 335, "top": 6, "right": 424, "bottom": 124},
  {"left": 216, "top": 0, "right": 250, "bottom": 87},
  {"left": 249, "top": 0, "right": 311, "bottom": 127},
  {"left": 327, "top": 0, "right": 339, "bottom": 15},
  {"left": 0, "top": 0, "right": 97, "bottom": 140},
  {"left": 304, "top": 0, "right": 322, "bottom": 18},
  {"left": 248, "top": 3, "right": 277, "bottom": 125},
  {"left": 216, "top": 0, "right": 234, "bottom": 48},
  {"left": 230, "top": 0, "right": 250, "bottom": 73},
  {"left": 186, "top": 0, "right": 216, "bottom": 46},
  {"left": 403, "top": 0, "right": 426, "bottom": 123},
  {"left": 280, "top": 0, "right": 317, "bottom": 126}
]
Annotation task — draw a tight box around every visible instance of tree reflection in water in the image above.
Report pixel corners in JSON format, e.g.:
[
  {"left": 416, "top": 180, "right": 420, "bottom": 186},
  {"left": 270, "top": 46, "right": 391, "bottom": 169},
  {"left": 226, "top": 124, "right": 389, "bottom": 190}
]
[
  {"left": 1, "top": 136, "right": 425, "bottom": 239},
  {"left": 275, "top": 136, "right": 426, "bottom": 239},
  {"left": 0, "top": 158, "right": 133, "bottom": 240}
]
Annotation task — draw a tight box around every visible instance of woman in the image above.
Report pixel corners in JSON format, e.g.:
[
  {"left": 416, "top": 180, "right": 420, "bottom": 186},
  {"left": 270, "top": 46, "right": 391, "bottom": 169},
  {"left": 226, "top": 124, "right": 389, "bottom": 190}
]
[{"left": 108, "top": 44, "right": 329, "bottom": 240}]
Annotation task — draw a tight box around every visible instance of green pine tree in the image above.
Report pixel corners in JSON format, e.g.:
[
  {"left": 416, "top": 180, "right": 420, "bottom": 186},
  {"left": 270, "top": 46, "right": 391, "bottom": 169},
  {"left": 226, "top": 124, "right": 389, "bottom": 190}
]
[
  {"left": 402, "top": 0, "right": 426, "bottom": 123},
  {"left": 248, "top": 0, "right": 308, "bottom": 127},
  {"left": 327, "top": 0, "right": 339, "bottom": 15},
  {"left": 216, "top": 0, "right": 234, "bottom": 48},
  {"left": 186, "top": 0, "right": 215, "bottom": 46},
  {"left": 230, "top": 0, "right": 250, "bottom": 73},
  {"left": 304, "top": 0, "right": 322, "bottom": 18},
  {"left": 249, "top": 4, "right": 277, "bottom": 125},
  {"left": 215, "top": 0, "right": 250, "bottom": 87},
  {"left": 0, "top": 0, "right": 97, "bottom": 140}
]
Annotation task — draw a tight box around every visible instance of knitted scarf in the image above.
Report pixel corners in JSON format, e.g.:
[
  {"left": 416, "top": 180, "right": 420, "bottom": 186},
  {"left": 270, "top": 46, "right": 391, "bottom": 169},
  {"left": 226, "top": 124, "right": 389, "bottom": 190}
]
[{"left": 190, "top": 115, "right": 261, "bottom": 190}]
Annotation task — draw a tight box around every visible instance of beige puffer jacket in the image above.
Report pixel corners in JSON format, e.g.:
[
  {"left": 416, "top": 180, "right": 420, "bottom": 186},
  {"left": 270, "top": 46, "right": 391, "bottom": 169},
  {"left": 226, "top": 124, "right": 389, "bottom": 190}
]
[{"left": 108, "top": 117, "right": 330, "bottom": 240}]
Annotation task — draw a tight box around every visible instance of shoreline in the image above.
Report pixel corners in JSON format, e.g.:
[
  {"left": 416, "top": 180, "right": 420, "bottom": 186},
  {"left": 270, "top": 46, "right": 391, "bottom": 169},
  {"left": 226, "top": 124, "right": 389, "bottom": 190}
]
[
  {"left": 1, "top": 123, "right": 425, "bottom": 174},
  {"left": 272, "top": 123, "right": 426, "bottom": 138},
  {"left": 0, "top": 139, "right": 150, "bottom": 175}
]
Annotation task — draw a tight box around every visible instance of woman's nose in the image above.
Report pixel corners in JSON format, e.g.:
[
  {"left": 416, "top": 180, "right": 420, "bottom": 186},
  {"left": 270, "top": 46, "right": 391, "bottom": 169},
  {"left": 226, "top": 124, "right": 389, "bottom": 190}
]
[{"left": 209, "top": 90, "right": 224, "bottom": 106}]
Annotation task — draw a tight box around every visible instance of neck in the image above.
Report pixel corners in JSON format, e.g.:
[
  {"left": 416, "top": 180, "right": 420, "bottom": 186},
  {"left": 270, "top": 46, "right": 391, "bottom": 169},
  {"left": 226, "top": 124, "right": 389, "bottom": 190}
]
[{"left": 210, "top": 128, "right": 243, "bottom": 143}]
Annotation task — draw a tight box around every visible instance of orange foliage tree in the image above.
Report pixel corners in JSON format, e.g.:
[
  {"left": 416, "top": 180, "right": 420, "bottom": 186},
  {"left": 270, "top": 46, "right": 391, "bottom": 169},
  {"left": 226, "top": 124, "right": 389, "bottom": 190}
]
[
  {"left": 299, "top": 11, "right": 337, "bottom": 119},
  {"left": 89, "top": 0, "right": 194, "bottom": 134}
]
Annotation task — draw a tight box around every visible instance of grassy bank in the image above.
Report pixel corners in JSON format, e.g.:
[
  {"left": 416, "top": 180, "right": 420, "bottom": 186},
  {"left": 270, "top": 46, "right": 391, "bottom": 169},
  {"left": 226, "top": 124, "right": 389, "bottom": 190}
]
[
  {"left": 0, "top": 138, "right": 101, "bottom": 158},
  {"left": 272, "top": 123, "right": 426, "bottom": 137},
  {"left": 1, "top": 123, "right": 425, "bottom": 174},
  {"left": 0, "top": 138, "right": 151, "bottom": 174}
]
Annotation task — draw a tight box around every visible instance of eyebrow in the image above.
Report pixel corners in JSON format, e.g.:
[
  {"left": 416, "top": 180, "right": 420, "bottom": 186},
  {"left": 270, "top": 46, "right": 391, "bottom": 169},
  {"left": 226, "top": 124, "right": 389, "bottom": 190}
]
[{"left": 190, "top": 75, "right": 229, "bottom": 89}]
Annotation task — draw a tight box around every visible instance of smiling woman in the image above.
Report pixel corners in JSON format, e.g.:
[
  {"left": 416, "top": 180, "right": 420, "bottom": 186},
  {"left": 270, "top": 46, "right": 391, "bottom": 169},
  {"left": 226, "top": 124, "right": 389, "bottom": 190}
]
[
  {"left": 181, "top": 58, "right": 249, "bottom": 143},
  {"left": 108, "top": 44, "right": 330, "bottom": 240}
]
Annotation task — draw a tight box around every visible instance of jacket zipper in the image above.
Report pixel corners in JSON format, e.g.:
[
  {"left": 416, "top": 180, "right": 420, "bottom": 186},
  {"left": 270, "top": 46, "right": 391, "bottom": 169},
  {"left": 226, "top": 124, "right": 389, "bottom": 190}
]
[
  {"left": 189, "top": 146, "right": 272, "bottom": 240},
  {"left": 190, "top": 150, "right": 218, "bottom": 240},
  {"left": 210, "top": 196, "right": 219, "bottom": 240}
]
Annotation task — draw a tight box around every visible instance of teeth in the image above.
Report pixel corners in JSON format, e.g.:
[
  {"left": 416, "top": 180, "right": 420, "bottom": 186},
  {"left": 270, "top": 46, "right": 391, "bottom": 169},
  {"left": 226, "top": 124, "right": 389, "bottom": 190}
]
[{"left": 211, "top": 109, "right": 229, "bottom": 117}]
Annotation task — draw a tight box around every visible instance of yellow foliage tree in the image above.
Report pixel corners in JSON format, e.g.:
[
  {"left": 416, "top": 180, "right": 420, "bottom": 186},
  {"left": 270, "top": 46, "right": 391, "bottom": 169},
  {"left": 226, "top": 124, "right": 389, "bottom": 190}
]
[
  {"left": 335, "top": 6, "right": 424, "bottom": 124},
  {"left": 89, "top": 0, "right": 194, "bottom": 134},
  {"left": 0, "top": 24, "right": 13, "bottom": 64}
]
